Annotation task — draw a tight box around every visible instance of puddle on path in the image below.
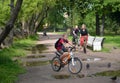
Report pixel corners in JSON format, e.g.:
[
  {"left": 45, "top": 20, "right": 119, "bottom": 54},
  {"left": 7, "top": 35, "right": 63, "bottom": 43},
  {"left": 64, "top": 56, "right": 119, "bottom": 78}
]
[
  {"left": 82, "top": 57, "right": 103, "bottom": 62},
  {"left": 52, "top": 74, "right": 70, "bottom": 79},
  {"left": 22, "top": 60, "right": 50, "bottom": 67},
  {"left": 26, "top": 55, "right": 46, "bottom": 58},
  {"left": 31, "top": 44, "right": 47, "bottom": 54},
  {"left": 20, "top": 44, "right": 49, "bottom": 67},
  {"left": 52, "top": 74, "right": 85, "bottom": 79}
]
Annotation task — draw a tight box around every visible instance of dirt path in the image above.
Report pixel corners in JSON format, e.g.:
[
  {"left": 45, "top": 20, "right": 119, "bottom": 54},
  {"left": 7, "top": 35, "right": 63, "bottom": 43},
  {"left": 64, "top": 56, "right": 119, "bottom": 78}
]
[{"left": 17, "top": 33, "right": 120, "bottom": 83}]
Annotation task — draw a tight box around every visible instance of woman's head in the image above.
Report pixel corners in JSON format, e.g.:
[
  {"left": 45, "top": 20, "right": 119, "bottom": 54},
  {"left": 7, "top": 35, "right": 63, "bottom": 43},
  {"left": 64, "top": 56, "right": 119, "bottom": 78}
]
[
  {"left": 81, "top": 24, "right": 86, "bottom": 29},
  {"left": 75, "top": 25, "right": 78, "bottom": 29}
]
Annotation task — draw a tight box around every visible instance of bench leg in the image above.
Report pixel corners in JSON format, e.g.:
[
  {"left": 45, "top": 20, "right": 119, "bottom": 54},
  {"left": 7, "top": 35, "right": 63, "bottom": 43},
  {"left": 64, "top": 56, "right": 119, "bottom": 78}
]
[{"left": 93, "top": 45, "right": 101, "bottom": 51}]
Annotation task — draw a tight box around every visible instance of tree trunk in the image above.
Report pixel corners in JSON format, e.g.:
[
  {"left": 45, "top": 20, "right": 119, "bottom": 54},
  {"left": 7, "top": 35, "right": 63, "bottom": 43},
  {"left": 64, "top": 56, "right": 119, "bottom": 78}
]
[
  {"left": 96, "top": 12, "right": 100, "bottom": 36},
  {"left": 34, "top": 16, "right": 45, "bottom": 33},
  {"left": 0, "top": 0, "right": 23, "bottom": 46},
  {"left": 29, "top": 14, "right": 36, "bottom": 35},
  {"left": 34, "top": 7, "right": 49, "bottom": 34},
  {"left": 100, "top": 14, "right": 105, "bottom": 36},
  {"left": 8, "top": 0, "right": 14, "bottom": 46}
]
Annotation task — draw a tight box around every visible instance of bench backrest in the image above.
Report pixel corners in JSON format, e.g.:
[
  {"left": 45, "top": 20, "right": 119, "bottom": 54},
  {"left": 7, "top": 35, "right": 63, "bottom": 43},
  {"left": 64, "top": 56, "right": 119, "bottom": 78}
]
[
  {"left": 94, "top": 37, "right": 104, "bottom": 42},
  {"left": 87, "top": 36, "right": 95, "bottom": 46},
  {"left": 94, "top": 37, "right": 105, "bottom": 47}
]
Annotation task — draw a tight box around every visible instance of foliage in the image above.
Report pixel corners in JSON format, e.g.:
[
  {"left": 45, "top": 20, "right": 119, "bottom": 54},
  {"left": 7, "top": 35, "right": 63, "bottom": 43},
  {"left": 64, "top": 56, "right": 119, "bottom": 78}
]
[
  {"left": 1, "top": 0, "right": 120, "bottom": 35},
  {"left": 0, "top": 0, "right": 10, "bottom": 26}
]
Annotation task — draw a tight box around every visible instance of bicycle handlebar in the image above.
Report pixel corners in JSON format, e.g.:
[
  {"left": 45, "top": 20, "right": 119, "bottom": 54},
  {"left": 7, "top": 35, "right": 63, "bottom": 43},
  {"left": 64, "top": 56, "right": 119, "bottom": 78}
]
[{"left": 68, "top": 46, "right": 76, "bottom": 51}]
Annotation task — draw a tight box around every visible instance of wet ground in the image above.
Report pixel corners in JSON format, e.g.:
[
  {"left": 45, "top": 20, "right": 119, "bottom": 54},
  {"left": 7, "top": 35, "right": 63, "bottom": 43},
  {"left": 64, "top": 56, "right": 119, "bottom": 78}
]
[{"left": 16, "top": 32, "right": 120, "bottom": 83}]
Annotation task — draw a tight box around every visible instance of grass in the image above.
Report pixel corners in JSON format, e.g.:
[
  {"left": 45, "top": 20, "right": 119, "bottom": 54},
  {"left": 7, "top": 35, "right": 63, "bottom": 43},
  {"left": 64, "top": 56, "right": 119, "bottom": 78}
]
[
  {"left": 0, "top": 57, "right": 25, "bottom": 83},
  {"left": 102, "top": 35, "right": 120, "bottom": 52},
  {"left": 95, "top": 70, "right": 120, "bottom": 77},
  {"left": 0, "top": 39, "right": 35, "bottom": 57},
  {"left": 104, "top": 36, "right": 120, "bottom": 44},
  {"left": 104, "top": 36, "right": 120, "bottom": 47},
  {"left": 0, "top": 37, "right": 36, "bottom": 83}
]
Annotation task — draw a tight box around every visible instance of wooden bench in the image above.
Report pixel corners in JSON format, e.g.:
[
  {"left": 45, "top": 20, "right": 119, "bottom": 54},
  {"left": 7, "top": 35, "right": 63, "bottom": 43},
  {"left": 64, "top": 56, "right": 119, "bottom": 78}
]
[{"left": 87, "top": 36, "right": 105, "bottom": 51}]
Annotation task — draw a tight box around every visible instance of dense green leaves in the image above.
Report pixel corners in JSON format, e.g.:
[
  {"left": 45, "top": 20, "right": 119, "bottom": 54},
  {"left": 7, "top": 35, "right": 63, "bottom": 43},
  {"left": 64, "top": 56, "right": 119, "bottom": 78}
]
[
  {"left": 0, "top": 0, "right": 120, "bottom": 35},
  {"left": 0, "top": 1, "right": 10, "bottom": 26}
]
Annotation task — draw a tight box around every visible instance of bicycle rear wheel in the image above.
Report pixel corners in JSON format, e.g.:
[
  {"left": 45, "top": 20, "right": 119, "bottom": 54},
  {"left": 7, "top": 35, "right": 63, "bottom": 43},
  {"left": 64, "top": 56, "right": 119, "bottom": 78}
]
[
  {"left": 68, "top": 57, "right": 82, "bottom": 74},
  {"left": 51, "top": 57, "right": 61, "bottom": 72}
]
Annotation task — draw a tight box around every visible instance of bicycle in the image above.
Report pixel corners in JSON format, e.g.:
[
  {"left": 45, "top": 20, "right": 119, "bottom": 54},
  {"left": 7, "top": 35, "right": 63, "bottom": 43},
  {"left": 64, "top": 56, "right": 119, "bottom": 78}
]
[
  {"left": 72, "top": 36, "right": 80, "bottom": 46},
  {"left": 51, "top": 47, "right": 82, "bottom": 74}
]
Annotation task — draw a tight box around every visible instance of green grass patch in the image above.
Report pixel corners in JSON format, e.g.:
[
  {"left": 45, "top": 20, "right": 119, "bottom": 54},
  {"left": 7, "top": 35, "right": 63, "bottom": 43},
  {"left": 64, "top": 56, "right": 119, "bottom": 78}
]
[
  {"left": 101, "top": 47, "right": 110, "bottom": 53},
  {"left": 0, "top": 38, "right": 35, "bottom": 57},
  {"left": 104, "top": 36, "right": 120, "bottom": 44},
  {"left": 101, "top": 36, "right": 120, "bottom": 52},
  {"left": 0, "top": 55, "right": 25, "bottom": 83},
  {"left": 0, "top": 37, "right": 36, "bottom": 83},
  {"left": 95, "top": 70, "right": 120, "bottom": 77},
  {"left": 29, "top": 34, "right": 39, "bottom": 40},
  {"left": 104, "top": 36, "right": 120, "bottom": 47}
]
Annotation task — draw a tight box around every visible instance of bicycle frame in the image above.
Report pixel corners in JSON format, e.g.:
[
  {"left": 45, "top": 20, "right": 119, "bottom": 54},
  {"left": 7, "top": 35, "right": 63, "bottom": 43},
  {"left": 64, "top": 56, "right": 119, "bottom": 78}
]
[
  {"left": 69, "top": 51, "right": 75, "bottom": 66},
  {"left": 62, "top": 47, "right": 75, "bottom": 65},
  {"left": 55, "top": 47, "right": 75, "bottom": 65}
]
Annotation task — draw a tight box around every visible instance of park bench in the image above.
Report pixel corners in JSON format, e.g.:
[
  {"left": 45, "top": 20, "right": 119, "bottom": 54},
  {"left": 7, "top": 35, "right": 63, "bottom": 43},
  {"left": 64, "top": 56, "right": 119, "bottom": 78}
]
[
  {"left": 87, "top": 36, "right": 105, "bottom": 51},
  {"left": 87, "top": 36, "right": 95, "bottom": 47}
]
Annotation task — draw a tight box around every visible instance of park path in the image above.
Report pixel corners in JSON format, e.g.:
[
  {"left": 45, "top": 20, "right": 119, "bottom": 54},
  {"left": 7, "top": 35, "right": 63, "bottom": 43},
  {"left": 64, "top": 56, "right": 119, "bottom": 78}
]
[{"left": 17, "top": 32, "right": 120, "bottom": 83}]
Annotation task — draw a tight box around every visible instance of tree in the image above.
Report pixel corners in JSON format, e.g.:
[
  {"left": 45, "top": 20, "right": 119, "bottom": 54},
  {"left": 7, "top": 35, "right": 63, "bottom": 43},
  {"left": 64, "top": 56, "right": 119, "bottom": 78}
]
[
  {"left": 92, "top": 0, "right": 120, "bottom": 36},
  {"left": 0, "top": 0, "right": 23, "bottom": 46}
]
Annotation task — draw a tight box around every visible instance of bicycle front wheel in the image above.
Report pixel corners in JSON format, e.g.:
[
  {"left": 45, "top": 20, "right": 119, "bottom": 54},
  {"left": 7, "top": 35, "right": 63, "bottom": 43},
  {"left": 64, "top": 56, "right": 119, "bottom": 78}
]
[{"left": 68, "top": 57, "right": 82, "bottom": 74}]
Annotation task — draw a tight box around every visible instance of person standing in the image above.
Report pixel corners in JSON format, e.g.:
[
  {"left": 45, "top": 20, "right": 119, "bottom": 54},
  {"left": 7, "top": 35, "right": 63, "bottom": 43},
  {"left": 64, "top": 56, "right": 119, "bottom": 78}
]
[
  {"left": 43, "top": 23, "right": 49, "bottom": 38},
  {"left": 80, "top": 24, "right": 89, "bottom": 50}
]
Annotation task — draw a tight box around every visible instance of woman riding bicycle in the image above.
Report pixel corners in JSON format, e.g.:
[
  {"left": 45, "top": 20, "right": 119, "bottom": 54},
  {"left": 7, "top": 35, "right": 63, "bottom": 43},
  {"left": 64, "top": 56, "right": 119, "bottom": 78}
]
[
  {"left": 72, "top": 25, "right": 80, "bottom": 45},
  {"left": 80, "top": 24, "right": 89, "bottom": 51}
]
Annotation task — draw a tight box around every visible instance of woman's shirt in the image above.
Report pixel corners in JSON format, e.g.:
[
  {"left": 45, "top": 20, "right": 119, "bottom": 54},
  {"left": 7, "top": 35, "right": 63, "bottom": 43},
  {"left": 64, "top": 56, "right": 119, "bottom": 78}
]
[{"left": 80, "top": 29, "right": 88, "bottom": 36}]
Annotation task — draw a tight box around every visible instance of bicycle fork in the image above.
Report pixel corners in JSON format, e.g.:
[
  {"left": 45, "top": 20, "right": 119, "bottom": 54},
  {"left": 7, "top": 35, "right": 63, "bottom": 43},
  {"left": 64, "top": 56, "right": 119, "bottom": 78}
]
[{"left": 70, "top": 52, "right": 75, "bottom": 66}]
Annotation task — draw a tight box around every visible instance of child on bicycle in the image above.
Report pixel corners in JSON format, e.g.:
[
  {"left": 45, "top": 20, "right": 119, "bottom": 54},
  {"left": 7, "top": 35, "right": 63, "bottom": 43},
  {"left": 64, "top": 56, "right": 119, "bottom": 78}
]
[
  {"left": 80, "top": 24, "right": 89, "bottom": 51},
  {"left": 55, "top": 34, "right": 73, "bottom": 63}
]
